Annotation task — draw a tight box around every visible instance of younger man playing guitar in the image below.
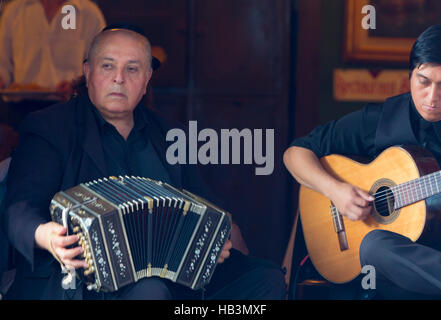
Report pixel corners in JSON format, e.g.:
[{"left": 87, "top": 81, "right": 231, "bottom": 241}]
[{"left": 284, "top": 25, "right": 441, "bottom": 299}]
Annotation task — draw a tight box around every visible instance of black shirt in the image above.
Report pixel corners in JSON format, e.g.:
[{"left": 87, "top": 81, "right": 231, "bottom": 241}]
[
  {"left": 290, "top": 96, "right": 441, "bottom": 164},
  {"left": 90, "top": 103, "right": 172, "bottom": 183}
]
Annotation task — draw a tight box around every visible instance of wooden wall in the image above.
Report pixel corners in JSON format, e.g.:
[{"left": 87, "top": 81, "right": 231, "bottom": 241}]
[{"left": 95, "top": 0, "right": 294, "bottom": 264}]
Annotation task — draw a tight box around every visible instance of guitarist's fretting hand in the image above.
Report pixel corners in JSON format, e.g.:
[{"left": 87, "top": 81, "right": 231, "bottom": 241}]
[{"left": 329, "top": 181, "right": 374, "bottom": 221}]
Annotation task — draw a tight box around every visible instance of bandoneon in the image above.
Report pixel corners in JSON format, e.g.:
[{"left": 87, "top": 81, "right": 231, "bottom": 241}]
[{"left": 50, "top": 176, "right": 232, "bottom": 292}]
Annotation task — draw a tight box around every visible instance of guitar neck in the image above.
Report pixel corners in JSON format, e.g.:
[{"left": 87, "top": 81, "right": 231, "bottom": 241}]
[{"left": 393, "top": 170, "right": 441, "bottom": 209}]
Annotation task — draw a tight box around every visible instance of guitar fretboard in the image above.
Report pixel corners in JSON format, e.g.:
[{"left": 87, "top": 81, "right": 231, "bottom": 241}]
[{"left": 392, "top": 171, "right": 441, "bottom": 209}]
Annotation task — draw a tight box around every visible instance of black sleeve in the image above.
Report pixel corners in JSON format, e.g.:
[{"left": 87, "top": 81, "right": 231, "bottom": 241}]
[
  {"left": 3, "top": 115, "right": 64, "bottom": 270},
  {"left": 290, "top": 103, "right": 383, "bottom": 159}
]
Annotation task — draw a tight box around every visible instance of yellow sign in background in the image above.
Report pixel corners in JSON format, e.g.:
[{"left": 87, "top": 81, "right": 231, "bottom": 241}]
[{"left": 334, "top": 69, "right": 410, "bottom": 102}]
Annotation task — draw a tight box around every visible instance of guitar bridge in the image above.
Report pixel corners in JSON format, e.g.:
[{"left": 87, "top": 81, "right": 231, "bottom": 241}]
[{"left": 331, "top": 205, "right": 349, "bottom": 251}]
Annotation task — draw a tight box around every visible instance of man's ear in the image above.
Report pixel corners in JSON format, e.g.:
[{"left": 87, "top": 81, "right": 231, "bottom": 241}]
[
  {"left": 147, "top": 68, "right": 153, "bottom": 83},
  {"left": 144, "top": 68, "right": 153, "bottom": 93},
  {"left": 83, "top": 62, "right": 90, "bottom": 87}
]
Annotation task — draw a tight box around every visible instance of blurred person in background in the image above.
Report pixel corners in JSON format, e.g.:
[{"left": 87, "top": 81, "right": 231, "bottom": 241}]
[{"left": 0, "top": 0, "right": 105, "bottom": 128}]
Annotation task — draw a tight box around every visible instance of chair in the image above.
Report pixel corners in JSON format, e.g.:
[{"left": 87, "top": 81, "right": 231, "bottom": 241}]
[
  {"left": 282, "top": 209, "right": 370, "bottom": 300},
  {"left": 282, "top": 209, "right": 330, "bottom": 299}
]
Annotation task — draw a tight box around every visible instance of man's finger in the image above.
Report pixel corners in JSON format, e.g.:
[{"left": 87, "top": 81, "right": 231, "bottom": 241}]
[
  {"left": 355, "top": 188, "right": 374, "bottom": 201},
  {"left": 60, "top": 234, "right": 80, "bottom": 247},
  {"left": 223, "top": 239, "right": 232, "bottom": 250},
  {"left": 218, "top": 250, "right": 230, "bottom": 264},
  {"left": 63, "top": 258, "right": 89, "bottom": 270},
  {"left": 353, "top": 197, "right": 370, "bottom": 208},
  {"left": 55, "top": 247, "right": 88, "bottom": 269},
  {"left": 344, "top": 204, "right": 367, "bottom": 221},
  {"left": 52, "top": 234, "right": 79, "bottom": 248},
  {"left": 57, "top": 246, "right": 84, "bottom": 261}
]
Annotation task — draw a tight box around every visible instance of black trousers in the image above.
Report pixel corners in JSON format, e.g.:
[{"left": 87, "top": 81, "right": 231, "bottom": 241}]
[
  {"left": 83, "top": 249, "right": 286, "bottom": 300},
  {"left": 360, "top": 230, "right": 441, "bottom": 299}
]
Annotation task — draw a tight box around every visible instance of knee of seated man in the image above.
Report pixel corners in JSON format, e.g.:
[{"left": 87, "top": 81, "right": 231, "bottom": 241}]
[
  {"left": 119, "top": 278, "right": 172, "bottom": 300},
  {"left": 359, "top": 229, "right": 401, "bottom": 266},
  {"left": 253, "top": 265, "right": 287, "bottom": 298}
]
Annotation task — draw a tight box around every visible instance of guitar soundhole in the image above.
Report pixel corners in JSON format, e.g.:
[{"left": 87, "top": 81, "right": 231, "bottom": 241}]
[
  {"left": 370, "top": 179, "right": 400, "bottom": 224},
  {"left": 373, "top": 186, "right": 394, "bottom": 217}
]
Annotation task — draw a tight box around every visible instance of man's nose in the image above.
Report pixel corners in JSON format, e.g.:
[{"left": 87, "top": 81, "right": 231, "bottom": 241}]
[
  {"left": 113, "top": 67, "right": 125, "bottom": 84},
  {"left": 428, "top": 84, "right": 441, "bottom": 104}
]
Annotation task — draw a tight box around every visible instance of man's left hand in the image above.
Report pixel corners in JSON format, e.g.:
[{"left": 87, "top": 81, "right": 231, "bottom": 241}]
[{"left": 217, "top": 239, "right": 232, "bottom": 264}]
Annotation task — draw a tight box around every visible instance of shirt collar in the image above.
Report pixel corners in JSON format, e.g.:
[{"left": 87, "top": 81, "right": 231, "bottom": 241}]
[
  {"left": 410, "top": 98, "right": 432, "bottom": 131},
  {"left": 133, "top": 103, "right": 149, "bottom": 132}
]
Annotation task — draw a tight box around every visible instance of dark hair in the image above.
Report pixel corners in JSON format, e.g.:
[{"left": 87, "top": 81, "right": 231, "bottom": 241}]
[{"left": 409, "top": 25, "right": 441, "bottom": 77}]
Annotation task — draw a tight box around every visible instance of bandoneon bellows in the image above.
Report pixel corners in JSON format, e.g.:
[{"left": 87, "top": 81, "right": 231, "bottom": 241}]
[{"left": 50, "top": 176, "right": 232, "bottom": 292}]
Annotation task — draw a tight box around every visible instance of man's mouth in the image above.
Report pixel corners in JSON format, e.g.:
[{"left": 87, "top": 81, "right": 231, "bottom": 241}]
[{"left": 109, "top": 92, "right": 126, "bottom": 98}]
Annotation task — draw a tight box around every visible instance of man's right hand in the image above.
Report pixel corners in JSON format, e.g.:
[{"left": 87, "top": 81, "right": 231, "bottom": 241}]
[
  {"left": 328, "top": 181, "right": 374, "bottom": 221},
  {"left": 35, "top": 221, "right": 89, "bottom": 269}
]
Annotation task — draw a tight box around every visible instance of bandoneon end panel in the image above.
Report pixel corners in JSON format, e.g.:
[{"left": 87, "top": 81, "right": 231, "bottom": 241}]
[{"left": 50, "top": 176, "right": 232, "bottom": 292}]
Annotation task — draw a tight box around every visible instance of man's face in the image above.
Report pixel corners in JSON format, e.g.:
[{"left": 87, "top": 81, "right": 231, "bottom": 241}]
[
  {"left": 84, "top": 32, "right": 152, "bottom": 120},
  {"left": 411, "top": 63, "right": 441, "bottom": 122}
]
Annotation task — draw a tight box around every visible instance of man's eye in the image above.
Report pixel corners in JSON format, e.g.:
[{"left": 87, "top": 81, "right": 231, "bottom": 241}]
[
  {"left": 127, "top": 67, "right": 139, "bottom": 73},
  {"left": 102, "top": 64, "right": 112, "bottom": 70}
]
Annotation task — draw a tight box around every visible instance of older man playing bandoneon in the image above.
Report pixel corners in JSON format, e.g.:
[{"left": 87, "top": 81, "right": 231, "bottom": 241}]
[{"left": 2, "top": 25, "right": 286, "bottom": 300}]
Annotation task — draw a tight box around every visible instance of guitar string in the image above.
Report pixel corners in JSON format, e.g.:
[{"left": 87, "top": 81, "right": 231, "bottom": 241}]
[
  {"left": 370, "top": 182, "right": 434, "bottom": 212},
  {"left": 331, "top": 200, "right": 396, "bottom": 218},
  {"left": 356, "top": 171, "right": 441, "bottom": 203},
  {"left": 329, "top": 172, "right": 441, "bottom": 215},
  {"left": 373, "top": 181, "right": 440, "bottom": 204},
  {"left": 331, "top": 202, "right": 395, "bottom": 218},
  {"left": 373, "top": 176, "right": 440, "bottom": 205}
]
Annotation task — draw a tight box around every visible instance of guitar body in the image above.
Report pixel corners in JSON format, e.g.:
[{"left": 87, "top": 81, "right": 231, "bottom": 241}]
[{"left": 299, "top": 145, "right": 441, "bottom": 284}]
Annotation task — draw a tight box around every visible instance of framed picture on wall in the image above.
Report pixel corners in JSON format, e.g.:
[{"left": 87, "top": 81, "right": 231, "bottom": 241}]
[{"left": 343, "top": 0, "right": 441, "bottom": 64}]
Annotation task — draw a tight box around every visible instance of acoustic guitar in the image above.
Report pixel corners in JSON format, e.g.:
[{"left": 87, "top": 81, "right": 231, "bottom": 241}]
[{"left": 299, "top": 145, "right": 441, "bottom": 284}]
